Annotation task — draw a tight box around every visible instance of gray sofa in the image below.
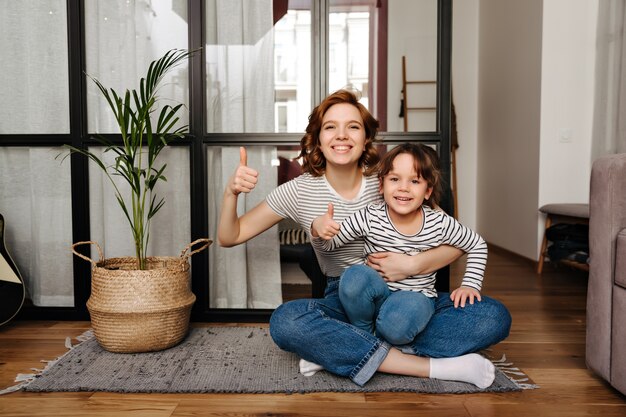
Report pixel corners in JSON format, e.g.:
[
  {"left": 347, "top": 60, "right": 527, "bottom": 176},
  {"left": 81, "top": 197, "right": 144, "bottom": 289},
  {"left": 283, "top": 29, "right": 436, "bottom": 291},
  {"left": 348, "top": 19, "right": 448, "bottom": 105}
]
[{"left": 586, "top": 153, "right": 626, "bottom": 395}]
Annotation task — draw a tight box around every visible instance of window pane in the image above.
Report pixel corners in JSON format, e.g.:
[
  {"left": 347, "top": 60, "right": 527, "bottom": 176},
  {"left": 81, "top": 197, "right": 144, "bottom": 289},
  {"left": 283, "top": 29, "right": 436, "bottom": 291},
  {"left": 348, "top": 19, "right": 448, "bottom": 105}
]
[
  {"left": 329, "top": 0, "right": 437, "bottom": 132},
  {"left": 206, "top": 0, "right": 312, "bottom": 133},
  {"left": 328, "top": 9, "right": 370, "bottom": 107},
  {"left": 0, "top": 148, "right": 74, "bottom": 307},
  {"left": 0, "top": 0, "right": 70, "bottom": 134},
  {"left": 388, "top": 0, "right": 437, "bottom": 132},
  {"left": 85, "top": 0, "right": 189, "bottom": 133}
]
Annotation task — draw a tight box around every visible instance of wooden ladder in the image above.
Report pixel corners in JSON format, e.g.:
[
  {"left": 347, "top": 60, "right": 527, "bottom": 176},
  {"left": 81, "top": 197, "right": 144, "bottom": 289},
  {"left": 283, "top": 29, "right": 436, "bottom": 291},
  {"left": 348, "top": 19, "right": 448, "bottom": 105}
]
[
  {"left": 401, "top": 55, "right": 437, "bottom": 132},
  {"left": 401, "top": 55, "right": 458, "bottom": 217}
]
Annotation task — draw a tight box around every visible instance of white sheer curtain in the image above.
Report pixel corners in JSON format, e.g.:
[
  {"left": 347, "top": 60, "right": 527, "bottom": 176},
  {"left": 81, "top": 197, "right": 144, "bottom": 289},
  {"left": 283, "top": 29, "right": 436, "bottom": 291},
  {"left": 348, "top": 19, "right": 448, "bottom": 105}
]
[
  {"left": 0, "top": 148, "right": 74, "bottom": 307},
  {"left": 205, "top": 0, "right": 276, "bottom": 132},
  {"left": 85, "top": 0, "right": 189, "bottom": 133},
  {"left": 0, "top": 0, "right": 69, "bottom": 134},
  {"left": 89, "top": 147, "right": 191, "bottom": 260},
  {"left": 592, "top": 0, "right": 626, "bottom": 160},
  {"left": 205, "top": 0, "right": 282, "bottom": 308},
  {"left": 207, "top": 147, "right": 282, "bottom": 309},
  {"left": 84, "top": 1, "right": 190, "bottom": 260}
]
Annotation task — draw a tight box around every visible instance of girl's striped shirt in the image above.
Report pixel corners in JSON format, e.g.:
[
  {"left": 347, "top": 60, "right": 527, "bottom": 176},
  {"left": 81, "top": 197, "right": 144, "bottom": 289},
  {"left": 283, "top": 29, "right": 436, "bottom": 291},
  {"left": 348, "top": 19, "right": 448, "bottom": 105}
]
[{"left": 311, "top": 202, "right": 488, "bottom": 297}]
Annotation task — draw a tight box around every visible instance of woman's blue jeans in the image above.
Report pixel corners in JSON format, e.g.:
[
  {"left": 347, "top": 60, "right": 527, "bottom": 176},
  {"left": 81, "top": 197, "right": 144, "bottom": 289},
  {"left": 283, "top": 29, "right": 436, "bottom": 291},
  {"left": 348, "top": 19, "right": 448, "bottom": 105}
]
[
  {"left": 269, "top": 275, "right": 511, "bottom": 386},
  {"left": 339, "top": 264, "right": 435, "bottom": 346}
]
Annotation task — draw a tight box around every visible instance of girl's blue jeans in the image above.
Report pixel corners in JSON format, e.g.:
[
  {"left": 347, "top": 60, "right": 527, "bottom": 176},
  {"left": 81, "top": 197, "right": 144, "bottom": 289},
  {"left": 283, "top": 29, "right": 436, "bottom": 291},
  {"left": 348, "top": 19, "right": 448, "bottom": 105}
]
[
  {"left": 269, "top": 273, "right": 511, "bottom": 386},
  {"left": 339, "top": 264, "right": 435, "bottom": 346}
]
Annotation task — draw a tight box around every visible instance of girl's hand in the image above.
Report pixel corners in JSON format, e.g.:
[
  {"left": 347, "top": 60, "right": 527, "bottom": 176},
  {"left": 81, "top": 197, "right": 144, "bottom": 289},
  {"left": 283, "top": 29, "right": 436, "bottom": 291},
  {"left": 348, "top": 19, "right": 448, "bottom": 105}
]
[
  {"left": 227, "top": 147, "right": 259, "bottom": 196},
  {"left": 450, "top": 286, "right": 482, "bottom": 308},
  {"left": 311, "top": 203, "right": 340, "bottom": 239}
]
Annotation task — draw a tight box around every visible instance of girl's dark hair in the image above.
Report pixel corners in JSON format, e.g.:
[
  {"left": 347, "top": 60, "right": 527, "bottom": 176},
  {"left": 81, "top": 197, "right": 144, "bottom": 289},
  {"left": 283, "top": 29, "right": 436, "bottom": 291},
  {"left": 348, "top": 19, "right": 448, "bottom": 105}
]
[
  {"left": 377, "top": 142, "right": 442, "bottom": 208},
  {"left": 298, "top": 89, "right": 380, "bottom": 176}
]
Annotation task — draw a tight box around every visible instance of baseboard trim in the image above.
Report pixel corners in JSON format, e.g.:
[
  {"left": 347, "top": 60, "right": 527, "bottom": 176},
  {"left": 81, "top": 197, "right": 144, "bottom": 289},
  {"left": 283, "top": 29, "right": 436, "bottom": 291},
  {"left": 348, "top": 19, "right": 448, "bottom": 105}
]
[{"left": 487, "top": 242, "right": 538, "bottom": 268}]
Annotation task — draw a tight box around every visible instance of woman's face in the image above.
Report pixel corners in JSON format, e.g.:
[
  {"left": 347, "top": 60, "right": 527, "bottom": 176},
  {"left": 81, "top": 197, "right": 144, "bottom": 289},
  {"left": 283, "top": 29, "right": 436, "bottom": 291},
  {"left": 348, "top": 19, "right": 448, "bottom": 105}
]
[{"left": 318, "top": 103, "right": 366, "bottom": 169}]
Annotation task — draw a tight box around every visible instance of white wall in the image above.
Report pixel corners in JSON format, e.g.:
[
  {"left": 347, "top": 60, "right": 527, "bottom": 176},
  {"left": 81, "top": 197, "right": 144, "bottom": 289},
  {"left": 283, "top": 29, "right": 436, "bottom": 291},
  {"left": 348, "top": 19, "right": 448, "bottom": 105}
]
[
  {"left": 453, "top": 0, "right": 599, "bottom": 260},
  {"left": 537, "top": 0, "right": 598, "bottom": 254},
  {"left": 477, "top": 0, "right": 543, "bottom": 260}
]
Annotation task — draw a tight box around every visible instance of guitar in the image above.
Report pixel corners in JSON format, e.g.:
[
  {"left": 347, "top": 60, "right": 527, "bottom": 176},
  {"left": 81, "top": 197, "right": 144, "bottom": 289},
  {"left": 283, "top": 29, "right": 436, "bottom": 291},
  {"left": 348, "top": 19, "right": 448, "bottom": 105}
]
[{"left": 0, "top": 213, "right": 25, "bottom": 326}]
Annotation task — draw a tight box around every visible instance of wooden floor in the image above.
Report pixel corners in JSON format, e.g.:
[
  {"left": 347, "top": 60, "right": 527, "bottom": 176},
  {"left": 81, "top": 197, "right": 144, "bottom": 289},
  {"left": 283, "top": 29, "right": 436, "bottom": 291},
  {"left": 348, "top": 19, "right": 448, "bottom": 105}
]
[{"left": 1, "top": 248, "right": 625, "bottom": 416}]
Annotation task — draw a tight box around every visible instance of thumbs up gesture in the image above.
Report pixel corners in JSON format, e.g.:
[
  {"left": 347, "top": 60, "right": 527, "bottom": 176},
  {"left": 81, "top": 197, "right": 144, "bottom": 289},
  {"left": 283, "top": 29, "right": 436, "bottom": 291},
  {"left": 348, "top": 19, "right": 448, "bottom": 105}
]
[
  {"left": 227, "top": 147, "right": 259, "bottom": 196},
  {"left": 311, "top": 203, "right": 340, "bottom": 240}
]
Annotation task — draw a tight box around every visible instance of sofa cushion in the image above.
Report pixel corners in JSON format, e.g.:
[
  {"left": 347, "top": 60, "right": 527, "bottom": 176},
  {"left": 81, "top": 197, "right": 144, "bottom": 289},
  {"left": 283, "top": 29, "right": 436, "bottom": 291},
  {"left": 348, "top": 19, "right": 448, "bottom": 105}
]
[
  {"left": 612, "top": 285, "right": 626, "bottom": 395},
  {"left": 615, "top": 229, "right": 626, "bottom": 289}
]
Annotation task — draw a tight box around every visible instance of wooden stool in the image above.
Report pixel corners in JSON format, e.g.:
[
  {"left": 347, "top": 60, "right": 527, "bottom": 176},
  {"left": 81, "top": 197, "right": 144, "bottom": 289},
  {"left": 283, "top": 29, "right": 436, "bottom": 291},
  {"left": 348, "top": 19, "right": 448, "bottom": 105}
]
[{"left": 537, "top": 203, "right": 590, "bottom": 274}]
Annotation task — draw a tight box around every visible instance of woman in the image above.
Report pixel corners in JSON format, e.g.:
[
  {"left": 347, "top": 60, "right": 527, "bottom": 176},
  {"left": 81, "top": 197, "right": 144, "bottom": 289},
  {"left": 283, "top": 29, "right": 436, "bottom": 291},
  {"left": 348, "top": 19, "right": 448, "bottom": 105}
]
[{"left": 218, "top": 90, "right": 511, "bottom": 388}]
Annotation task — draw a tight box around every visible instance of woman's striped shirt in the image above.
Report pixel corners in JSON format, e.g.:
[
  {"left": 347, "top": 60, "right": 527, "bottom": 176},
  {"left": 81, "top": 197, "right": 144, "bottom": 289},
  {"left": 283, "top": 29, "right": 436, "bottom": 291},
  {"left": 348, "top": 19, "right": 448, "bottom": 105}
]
[
  {"left": 311, "top": 202, "right": 488, "bottom": 297},
  {"left": 265, "top": 173, "right": 382, "bottom": 278}
]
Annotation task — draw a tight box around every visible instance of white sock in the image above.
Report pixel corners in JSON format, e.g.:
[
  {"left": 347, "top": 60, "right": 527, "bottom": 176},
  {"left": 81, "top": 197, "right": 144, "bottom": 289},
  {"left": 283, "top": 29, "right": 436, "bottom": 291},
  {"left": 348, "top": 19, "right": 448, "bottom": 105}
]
[
  {"left": 299, "top": 358, "right": 324, "bottom": 377},
  {"left": 429, "top": 353, "right": 495, "bottom": 389}
]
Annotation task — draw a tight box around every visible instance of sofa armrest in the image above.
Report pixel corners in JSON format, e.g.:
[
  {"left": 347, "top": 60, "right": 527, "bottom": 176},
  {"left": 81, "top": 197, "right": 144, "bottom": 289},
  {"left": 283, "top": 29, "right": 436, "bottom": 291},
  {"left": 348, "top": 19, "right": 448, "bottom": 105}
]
[{"left": 586, "top": 153, "right": 626, "bottom": 380}]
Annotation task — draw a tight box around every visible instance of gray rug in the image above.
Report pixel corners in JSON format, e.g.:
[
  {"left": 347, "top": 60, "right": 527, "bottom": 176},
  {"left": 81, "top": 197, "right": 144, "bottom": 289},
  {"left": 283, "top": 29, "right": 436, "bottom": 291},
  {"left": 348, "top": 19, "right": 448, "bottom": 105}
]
[{"left": 19, "top": 326, "right": 536, "bottom": 394}]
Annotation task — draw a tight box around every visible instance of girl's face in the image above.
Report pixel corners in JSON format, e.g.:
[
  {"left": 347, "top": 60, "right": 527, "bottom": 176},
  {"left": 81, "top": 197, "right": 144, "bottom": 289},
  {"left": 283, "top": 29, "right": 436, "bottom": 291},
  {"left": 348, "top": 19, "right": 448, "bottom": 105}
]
[
  {"left": 380, "top": 153, "right": 432, "bottom": 217},
  {"left": 318, "top": 103, "right": 366, "bottom": 169}
]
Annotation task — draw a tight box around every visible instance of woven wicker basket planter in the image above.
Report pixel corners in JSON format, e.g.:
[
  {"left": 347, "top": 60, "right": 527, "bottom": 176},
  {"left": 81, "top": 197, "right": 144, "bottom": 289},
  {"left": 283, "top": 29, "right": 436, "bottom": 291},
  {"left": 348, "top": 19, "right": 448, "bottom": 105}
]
[{"left": 72, "top": 239, "right": 211, "bottom": 353}]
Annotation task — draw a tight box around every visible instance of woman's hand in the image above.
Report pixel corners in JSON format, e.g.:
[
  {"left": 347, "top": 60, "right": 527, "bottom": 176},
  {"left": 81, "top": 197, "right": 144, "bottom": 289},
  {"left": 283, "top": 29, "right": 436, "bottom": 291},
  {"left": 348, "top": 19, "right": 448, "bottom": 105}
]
[
  {"left": 366, "top": 252, "right": 414, "bottom": 282},
  {"left": 450, "top": 286, "right": 482, "bottom": 308},
  {"left": 219, "top": 147, "right": 283, "bottom": 247},
  {"left": 368, "top": 245, "right": 464, "bottom": 281},
  {"left": 226, "top": 147, "right": 258, "bottom": 196},
  {"left": 311, "top": 203, "right": 340, "bottom": 239}
]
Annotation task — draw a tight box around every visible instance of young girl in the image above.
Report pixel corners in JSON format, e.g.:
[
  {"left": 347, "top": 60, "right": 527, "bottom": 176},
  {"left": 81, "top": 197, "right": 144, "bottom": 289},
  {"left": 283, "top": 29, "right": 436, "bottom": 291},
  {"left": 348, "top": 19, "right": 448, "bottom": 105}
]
[
  {"left": 219, "top": 90, "right": 509, "bottom": 389},
  {"left": 311, "top": 143, "right": 487, "bottom": 347}
]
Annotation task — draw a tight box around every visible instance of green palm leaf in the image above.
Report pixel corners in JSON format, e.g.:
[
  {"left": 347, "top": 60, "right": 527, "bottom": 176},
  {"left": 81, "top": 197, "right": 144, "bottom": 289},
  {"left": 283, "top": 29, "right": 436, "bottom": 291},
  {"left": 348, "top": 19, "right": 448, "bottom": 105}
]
[{"left": 59, "top": 48, "right": 198, "bottom": 269}]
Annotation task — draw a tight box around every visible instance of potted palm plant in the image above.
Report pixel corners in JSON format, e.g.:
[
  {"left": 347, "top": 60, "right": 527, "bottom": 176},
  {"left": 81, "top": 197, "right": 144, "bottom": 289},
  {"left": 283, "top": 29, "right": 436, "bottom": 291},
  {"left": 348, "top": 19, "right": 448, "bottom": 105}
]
[{"left": 64, "top": 48, "right": 210, "bottom": 353}]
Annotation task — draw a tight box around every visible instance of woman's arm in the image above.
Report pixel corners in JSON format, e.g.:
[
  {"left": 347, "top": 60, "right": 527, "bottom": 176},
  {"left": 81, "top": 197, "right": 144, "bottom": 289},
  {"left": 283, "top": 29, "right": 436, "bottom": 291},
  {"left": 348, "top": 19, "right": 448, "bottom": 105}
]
[
  {"left": 217, "top": 147, "right": 284, "bottom": 247},
  {"left": 218, "top": 198, "right": 283, "bottom": 247},
  {"left": 366, "top": 245, "right": 463, "bottom": 281}
]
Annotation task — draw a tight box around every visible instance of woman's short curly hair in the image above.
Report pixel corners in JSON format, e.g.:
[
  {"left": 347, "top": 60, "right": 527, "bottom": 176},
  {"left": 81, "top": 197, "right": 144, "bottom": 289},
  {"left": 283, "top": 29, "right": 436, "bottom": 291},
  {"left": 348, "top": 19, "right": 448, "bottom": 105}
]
[{"left": 298, "top": 89, "right": 380, "bottom": 176}]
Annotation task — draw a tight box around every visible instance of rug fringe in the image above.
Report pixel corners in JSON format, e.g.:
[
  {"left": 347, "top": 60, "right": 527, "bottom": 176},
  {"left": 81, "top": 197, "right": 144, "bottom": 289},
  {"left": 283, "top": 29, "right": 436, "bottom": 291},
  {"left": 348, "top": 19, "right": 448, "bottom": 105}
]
[
  {"left": 491, "top": 354, "right": 509, "bottom": 363},
  {"left": 0, "top": 372, "right": 39, "bottom": 395},
  {"left": 0, "top": 383, "right": 27, "bottom": 395},
  {"left": 0, "top": 329, "right": 94, "bottom": 396},
  {"left": 517, "top": 382, "right": 540, "bottom": 389},
  {"left": 15, "top": 373, "right": 37, "bottom": 382},
  {"left": 487, "top": 353, "right": 540, "bottom": 390},
  {"left": 75, "top": 329, "right": 94, "bottom": 343}
]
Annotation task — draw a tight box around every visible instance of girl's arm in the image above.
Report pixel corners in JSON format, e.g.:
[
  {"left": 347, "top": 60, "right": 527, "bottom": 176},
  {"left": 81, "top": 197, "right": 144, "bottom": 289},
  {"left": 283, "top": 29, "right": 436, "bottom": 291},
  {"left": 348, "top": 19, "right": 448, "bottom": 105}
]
[
  {"left": 440, "top": 215, "right": 488, "bottom": 291},
  {"left": 311, "top": 206, "right": 368, "bottom": 252}
]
